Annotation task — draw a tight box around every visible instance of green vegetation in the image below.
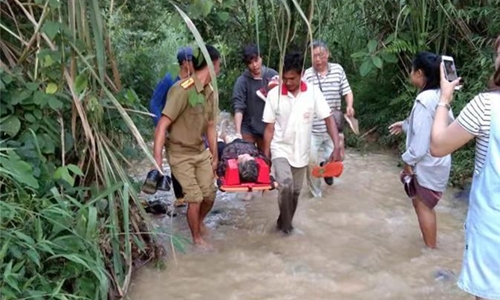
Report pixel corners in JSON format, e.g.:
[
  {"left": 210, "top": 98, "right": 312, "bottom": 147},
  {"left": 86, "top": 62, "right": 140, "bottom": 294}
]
[
  {"left": 0, "top": 1, "right": 162, "bottom": 299},
  {"left": 1, "top": 0, "right": 498, "bottom": 298}
]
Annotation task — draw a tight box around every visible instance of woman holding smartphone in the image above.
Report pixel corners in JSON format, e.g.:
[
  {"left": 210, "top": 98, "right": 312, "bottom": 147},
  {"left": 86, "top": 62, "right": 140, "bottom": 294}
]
[{"left": 431, "top": 35, "right": 500, "bottom": 300}]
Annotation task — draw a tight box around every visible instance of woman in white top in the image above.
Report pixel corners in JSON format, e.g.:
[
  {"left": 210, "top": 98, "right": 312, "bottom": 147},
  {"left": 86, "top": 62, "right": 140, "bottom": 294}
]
[
  {"left": 430, "top": 35, "right": 500, "bottom": 300},
  {"left": 389, "top": 51, "right": 453, "bottom": 249}
]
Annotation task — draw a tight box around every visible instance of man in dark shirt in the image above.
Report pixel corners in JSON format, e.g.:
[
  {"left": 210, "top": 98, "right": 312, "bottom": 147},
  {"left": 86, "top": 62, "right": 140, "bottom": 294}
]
[{"left": 232, "top": 44, "right": 278, "bottom": 151}]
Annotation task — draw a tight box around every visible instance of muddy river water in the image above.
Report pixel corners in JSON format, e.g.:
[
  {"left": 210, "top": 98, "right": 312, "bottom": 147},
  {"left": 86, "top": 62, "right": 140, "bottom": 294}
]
[{"left": 126, "top": 141, "right": 470, "bottom": 300}]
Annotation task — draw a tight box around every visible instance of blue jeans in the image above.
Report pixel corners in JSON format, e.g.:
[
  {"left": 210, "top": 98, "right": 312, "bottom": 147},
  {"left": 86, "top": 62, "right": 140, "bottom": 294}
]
[{"left": 306, "top": 132, "right": 335, "bottom": 198}]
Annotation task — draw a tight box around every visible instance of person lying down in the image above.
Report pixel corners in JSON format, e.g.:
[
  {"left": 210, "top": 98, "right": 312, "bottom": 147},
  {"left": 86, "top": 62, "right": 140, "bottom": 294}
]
[{"left": 216, "top": 129, "right": 272, "bottom": 184}]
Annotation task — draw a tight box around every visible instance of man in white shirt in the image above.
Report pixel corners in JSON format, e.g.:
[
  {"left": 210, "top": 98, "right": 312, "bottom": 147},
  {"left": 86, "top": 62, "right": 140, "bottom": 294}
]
[
  {"left": 303, "top": 41, "right": 354, "bottom": 197},
  {"left": 262, "top": 51, "right": 342, "bottom": 234}
]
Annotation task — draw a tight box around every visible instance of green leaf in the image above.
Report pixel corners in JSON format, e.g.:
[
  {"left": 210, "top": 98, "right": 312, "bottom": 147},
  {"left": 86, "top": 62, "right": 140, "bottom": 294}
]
[
  {"left": 25, "top": 113, "right": 36, "bottom": 123},
  {"left": 0, "top": 154, "right": 39, "bottom": 189},
  {"left": 48, "top": 96, "right": 63, "bottom": 110},
  {"left": 48, "top": 0, "right": 60, "bottom": 8},
  {"left": 33, "top": 109, "right": 43, "bottom": 119},
  {"left": 367, "top": 39, "right": 378, "bottom": 53},
  {"left": 188, "top": 89, "right": 205, "bottom": 107},
  {"left": 41, "top": 133, "right": 55, "bottom": 154},
  {"left": 74, "top": 74, "right": 88, "bottom": 95},
  {"left": 41, "top": 21, "right": 60, "bottom": 40},
  {"left": 13, "top": 231, "right": 35, "bottom": 246},
  {"left": 0, "top": 239, "right": 10, "bottom": 260},
  {"left": 350, "top": 51, "right": 367, "bottom": 59},
  {"left": 217, "top": 12, "right": 230, "bottom": 22},
  {"left": 380, "top": 52, "right": 399, "bottom": 63},
  {"left": 86, "top": 206, "right": 98, "bottom": 238},
  {"left": 360, "top": 59, "right": 374, "bottom": 77},
  {"left": 384, "top": 33, "right": 396, "bottom": 44},
  {"left": 0, "top": 115, "right": 21, "bottom": 137},
  {"left": 26, "top": 82, "right": 39, "bottom": 91},
  {"left": 372, "top": 55, "right": 383, "bottom": 69},
  {"left": 67, "top": 164, "right": 84, "bottom": 176},
  {"left": 10, "top": 89, "right": 31, "bottom": 105},
  {"left": 54, "top": 166, "right": 75, "bottom": 187},
  {"left": 45, "top": 83, "right": 58, "bottom": 94},
  {"left": 26, "top": 249, "right": 41, "bottom": 267}
]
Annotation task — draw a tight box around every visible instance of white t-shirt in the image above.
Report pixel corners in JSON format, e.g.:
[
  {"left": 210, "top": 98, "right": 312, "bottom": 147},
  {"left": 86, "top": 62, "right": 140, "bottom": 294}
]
[
  {"left": 262, "top": 81, "right": 332, "bottom": 167},
  {"left": 457, "top": 92, "right": 497, "bottom": 173}
]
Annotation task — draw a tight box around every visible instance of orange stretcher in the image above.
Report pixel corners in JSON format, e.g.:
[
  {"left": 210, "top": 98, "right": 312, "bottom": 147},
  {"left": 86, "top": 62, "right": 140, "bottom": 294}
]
[{"left": 217, "top": 158, "right": 277, "bottom": 192}]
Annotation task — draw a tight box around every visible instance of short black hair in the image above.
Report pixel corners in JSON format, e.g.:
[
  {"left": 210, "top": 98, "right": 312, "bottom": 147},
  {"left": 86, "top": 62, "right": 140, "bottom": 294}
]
[
  {"left": 412, "top": 51, "right": 442, "bottom": 91},
  {"left": 193, "top": 44, "right": 220, "bottom": 71},
  {"left": 283, "top": 51, "right": 304, "bottom": 74},
  {"left": 242, "top": 44, "right": 261, "bottom": 64},
  {"left": 238, "top": 160, "right": 259, "bottom": 183}
]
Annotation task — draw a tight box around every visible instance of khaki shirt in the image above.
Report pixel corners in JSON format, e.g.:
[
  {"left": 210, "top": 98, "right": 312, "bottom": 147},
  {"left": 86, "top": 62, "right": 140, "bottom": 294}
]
[{"left": 162, "top": 75, "right": 217, "bottom": 154}]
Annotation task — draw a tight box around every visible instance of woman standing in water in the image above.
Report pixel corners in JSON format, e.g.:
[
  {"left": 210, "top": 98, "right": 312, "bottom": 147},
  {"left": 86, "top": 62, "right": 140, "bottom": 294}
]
[
  {"left": 389, "top": 52, "right": 454, "bottom": 249},
  {"left": 430, "top": 36, "right": 500, "bottom": 300}
]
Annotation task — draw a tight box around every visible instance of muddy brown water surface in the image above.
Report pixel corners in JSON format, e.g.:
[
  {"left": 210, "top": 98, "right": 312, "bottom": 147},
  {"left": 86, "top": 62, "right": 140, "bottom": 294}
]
[
  {"left": 126, "top": 144, "right": 470, "bottom": 300},
  {"left": 127, "top": 113, "right": 469, "bottom": 300}
]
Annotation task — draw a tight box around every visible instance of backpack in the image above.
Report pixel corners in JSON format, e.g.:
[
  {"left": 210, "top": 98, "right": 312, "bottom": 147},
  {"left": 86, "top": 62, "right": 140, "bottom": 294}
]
[{"left": 149, "top": 73, "right": 180, "bottom": 127}]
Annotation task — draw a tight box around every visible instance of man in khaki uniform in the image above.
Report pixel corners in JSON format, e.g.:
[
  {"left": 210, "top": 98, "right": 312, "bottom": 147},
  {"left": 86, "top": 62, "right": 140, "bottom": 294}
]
[{"left": 153, "top": 45, "right": 221, "bottom": 246}]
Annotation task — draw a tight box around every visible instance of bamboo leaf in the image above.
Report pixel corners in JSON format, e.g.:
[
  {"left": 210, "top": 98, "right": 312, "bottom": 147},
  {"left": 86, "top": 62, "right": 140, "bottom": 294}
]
[
  {"left": 171, "top": 3, "right": 219, "bottom": 120},
  {"left": 88, "top": 0, "right": 106, "bottom": 82}
]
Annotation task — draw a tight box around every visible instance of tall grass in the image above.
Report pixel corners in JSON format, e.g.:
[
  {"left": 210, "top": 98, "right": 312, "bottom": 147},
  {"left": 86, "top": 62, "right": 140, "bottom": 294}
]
[{"left": 0, "top": 0, "right": 164, "bottom": 298}]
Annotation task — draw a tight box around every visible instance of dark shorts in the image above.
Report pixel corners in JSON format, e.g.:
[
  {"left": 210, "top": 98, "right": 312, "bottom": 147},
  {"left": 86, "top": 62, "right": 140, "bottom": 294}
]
[{"left": 400, "top": 172, "right": 442, "bottom": 209}]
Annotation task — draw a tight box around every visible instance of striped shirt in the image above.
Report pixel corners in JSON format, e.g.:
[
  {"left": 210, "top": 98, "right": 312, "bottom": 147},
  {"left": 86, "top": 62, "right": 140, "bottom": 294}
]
[
  {"left": 456, "top": 92, "right": 497, "bottom": 173},
  {"left": 304, "top": 63, "right": 352, "bottom": 133}
]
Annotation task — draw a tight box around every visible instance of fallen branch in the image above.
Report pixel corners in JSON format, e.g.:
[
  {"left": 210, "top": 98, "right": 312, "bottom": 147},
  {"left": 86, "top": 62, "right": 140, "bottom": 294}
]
[{"left": 360, "top": 126, "right": 378, "bottom": 139}]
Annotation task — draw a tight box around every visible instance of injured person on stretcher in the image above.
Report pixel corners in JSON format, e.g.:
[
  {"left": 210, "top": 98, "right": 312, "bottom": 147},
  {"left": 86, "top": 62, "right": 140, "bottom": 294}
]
[{"left": 216, "top": 129, "right": 277, "bottom": 192}]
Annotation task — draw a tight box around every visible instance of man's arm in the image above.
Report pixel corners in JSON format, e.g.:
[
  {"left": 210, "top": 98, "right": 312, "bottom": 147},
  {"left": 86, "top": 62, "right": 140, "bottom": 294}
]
[
  {"left": 339, "top": 66, "right": 354, "bottom": 116},
  {"left": 153, "top": 116, "right": 173, "bottom": 171},
  {"left": 324, "top": 116, "right": 341, "bottom": 161},
  {"left": 231, "top": 76, "right": 247, "bottom": 135},
  {"left": 344, "top": 91, "right": 354, "bottom": 115},
  {"left": 153, "top": 85, "right": 187, "bottom": 171},
  {"left": 206, "top": 120, "right": 217, "bottom": 162},
  {"left": 263, "top": 123, "right": 275, "bottom": 159},
  {"left": 261, "top": 92, "right": 276, "bottom": 159}
]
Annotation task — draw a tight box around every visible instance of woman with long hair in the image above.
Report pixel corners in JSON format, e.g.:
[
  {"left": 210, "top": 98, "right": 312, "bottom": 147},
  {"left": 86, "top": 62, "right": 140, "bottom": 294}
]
[{"left": 389, "top": 51, "right": 454, "bottom": 249}]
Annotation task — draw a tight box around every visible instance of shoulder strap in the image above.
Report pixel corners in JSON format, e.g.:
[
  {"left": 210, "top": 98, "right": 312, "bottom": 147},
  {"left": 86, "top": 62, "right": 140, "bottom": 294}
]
[{"left": 180, "top": 77, "right": 195, "bottom": 90}]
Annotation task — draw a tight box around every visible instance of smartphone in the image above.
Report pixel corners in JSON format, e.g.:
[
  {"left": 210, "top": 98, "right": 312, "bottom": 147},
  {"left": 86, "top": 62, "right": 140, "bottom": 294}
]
[{"left": 441, "top": 55, "right": 462, "bottom": 90}]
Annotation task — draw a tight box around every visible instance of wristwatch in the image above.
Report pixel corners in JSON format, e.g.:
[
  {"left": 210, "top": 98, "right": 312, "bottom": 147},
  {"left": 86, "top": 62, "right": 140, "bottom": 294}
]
[{"left": 437, "top": 102, "right": 451, "bottom": 110}]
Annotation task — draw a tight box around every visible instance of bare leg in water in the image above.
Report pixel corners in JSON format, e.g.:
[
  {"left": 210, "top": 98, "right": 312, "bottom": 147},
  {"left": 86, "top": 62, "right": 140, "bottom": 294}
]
[
  {"left": 412, "top": 196, "right": 437, "bottom": 249},
  {"left": 186, "top": 202, "right": 205, "bottom": 245},
  {"left": 199, "top": 198, "right": 214, "bottom": 236}
]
